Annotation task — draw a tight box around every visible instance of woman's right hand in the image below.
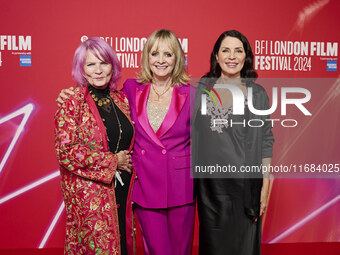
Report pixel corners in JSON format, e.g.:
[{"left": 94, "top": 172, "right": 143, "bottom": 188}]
[
  {"left": 117, "top": 150, "right": 132, "bottom": 174},
  {"left": 56, "top": 87, "right": 75, "bottom": 105}
]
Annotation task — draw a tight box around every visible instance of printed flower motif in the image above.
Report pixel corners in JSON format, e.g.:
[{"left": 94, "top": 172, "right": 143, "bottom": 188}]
[
  {"left": 88, "top": 221, "right": 93, "bottom": 228},
  {"left": 66, "top": 213, "right": 77, "bottom": 227},
  {"left": 97, "top": 236, "right": 110, "bottom": 250},
  {"left": 77, "top": 243, "right": 87, "bottom": 254},
  {"left": 94, "top": 220, "right": 104, "bottom": 231},
  {"left": 90, "top": 197, "right": 101, "bottom": 211},
  {"left": 76, "top": 152, "right": 84, "bottom": 160},
  {"left": 82, "top": 116, "right": 89, "bottom": 122},
  {"left": 59, "top": 130, "right": 72, "bottom": 144}
]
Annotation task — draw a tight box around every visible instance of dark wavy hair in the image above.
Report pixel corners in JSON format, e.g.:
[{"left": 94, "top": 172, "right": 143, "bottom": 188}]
[{"left": 205, "top": 30, "right": 257, "bottom": 79}]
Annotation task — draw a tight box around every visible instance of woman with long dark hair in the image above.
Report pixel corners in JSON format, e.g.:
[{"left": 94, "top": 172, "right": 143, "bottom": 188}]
[{"left": 192, "top": 30, "right": 274, "bottom": 255}]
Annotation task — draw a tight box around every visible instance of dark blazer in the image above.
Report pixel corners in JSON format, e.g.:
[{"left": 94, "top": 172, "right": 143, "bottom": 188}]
[{"left": 192, "top": 77, "right": 274, "bottom": 218}]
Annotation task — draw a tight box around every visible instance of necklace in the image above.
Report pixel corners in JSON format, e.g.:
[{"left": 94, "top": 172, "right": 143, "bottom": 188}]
[
  {"left": 151, "top": 83, "right": 171, "bottom": 101},
  {"left": 89, "top": 90, "right": 111, "bottom": 106},
  {"left": 89, "top": 89, "right": 122, "bottom": 154},
  {"left": 109, "top": 97, "right": 122, "bottom": 154},
  {"left": 89, "top": 90, "right": 111, "bottom": 112}
]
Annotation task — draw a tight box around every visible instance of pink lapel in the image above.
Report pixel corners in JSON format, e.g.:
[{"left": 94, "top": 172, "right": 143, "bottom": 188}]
[
  {"left": 156, "top": 86, "right": 188, "bottom": 138},
  {"left": 135, "top": 83, "right": 165, "bottom": 148}
]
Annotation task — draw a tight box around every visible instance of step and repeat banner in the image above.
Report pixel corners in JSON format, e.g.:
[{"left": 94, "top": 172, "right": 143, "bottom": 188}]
[{"left": 0, "top": 0, "right": 339, "bottom": 250}]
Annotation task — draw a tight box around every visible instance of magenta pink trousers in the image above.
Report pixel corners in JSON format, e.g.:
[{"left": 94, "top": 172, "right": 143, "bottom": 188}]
[{"left": 134, "top": 203, "right": 195, "bottom": 255}]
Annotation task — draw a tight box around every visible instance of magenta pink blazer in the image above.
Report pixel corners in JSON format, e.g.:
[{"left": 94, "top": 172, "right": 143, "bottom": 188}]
[{"left": 122, "top": 79, "right": 194, "bottom": 209}]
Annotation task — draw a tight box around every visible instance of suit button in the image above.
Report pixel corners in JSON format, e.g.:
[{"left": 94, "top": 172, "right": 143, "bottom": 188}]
[
  {"left": 135, "top": 175, "right": 138, "bottom": 180},
  {"left": 141, "top": 150, "right": 146, "bottom": 155},
  {"left": 162, "top": 149, "right": 167, "bottom": 154}
]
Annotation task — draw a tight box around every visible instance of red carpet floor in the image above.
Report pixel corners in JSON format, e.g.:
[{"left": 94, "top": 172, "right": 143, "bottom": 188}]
[{"left": 0, "top": 243, "right": 339, "bottom": 255}]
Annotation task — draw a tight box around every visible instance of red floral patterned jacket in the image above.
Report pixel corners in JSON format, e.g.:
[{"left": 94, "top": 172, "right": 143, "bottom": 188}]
[{"left": 55, "top": 86, "right": 136, "bottom": 255}]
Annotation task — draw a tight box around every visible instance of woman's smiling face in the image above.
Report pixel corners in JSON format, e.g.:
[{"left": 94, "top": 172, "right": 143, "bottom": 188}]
[
  {"left": 148, "top": 39, "right": 176, "bottom": 81},
  {"left": 216, "top": 36, "right": 246, "bottom": 78}
]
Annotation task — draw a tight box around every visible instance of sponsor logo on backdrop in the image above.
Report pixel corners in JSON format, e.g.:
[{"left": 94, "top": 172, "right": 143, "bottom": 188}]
[
  {"left": 20, "top": 55, "right": 31, "bottom": 67},
  {"left": 80, "top": 35, "right": 188, "bottom": 69},
  {"left": 0, "top": 35, "right": 32, "bottom": 67},
  {"left": 254, "top": 40, "right": 338, "bottom": 72},
  {"left": 326, "top": 61, "right": 337, "bottom": 71}
]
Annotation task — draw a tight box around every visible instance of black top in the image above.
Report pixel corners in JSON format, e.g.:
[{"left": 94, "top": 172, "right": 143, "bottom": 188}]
[
  {"left": 88, "top": 85, "right": 133, "bottom": 152},
  {"left": 88, "top": 84, "right": 133, "bottom": 255}
]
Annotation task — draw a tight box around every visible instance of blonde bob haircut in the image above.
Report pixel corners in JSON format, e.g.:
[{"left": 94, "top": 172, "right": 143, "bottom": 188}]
[{"left": 137, "top": 29, "right": 190, "bottom": 86}]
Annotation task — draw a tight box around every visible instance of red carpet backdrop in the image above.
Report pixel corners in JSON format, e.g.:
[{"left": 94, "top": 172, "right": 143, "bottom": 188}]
[{"left": 0, "top": 0, "right": 339, "bottom": 254}]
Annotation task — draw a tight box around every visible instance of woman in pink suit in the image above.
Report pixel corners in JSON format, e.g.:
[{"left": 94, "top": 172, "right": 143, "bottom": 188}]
[{"left": 122, "top": 29, "right": 194, "bottom": 255}]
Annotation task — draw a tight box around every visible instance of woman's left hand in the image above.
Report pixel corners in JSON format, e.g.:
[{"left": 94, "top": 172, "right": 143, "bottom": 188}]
[
  {"left": 117, "top": 150, "right": 132, "bottom": 174},
  {"left": 253, "top": 184, "right": 269, "bottom": 222},
  {"left": 259, "top": 159, "right": 271, "bottom": 217},
  {"left": 260, "top": 184, "right": 269, "bottom": 216}
]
